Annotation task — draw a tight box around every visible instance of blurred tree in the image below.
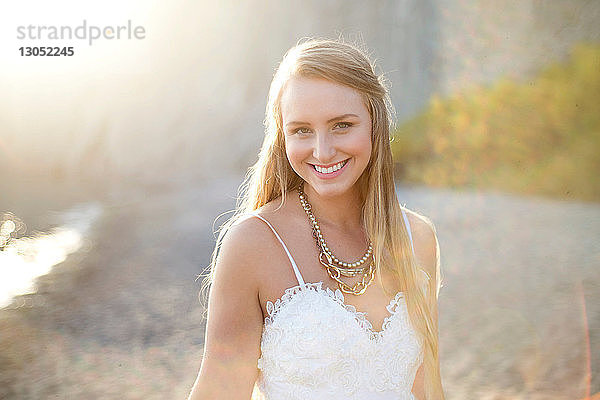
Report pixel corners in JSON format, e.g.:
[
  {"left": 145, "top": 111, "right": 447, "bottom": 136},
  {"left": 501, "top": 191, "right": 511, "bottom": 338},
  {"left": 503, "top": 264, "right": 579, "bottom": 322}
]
[{"left": 392, "top": 43, "right": 600, "bottom": 202}]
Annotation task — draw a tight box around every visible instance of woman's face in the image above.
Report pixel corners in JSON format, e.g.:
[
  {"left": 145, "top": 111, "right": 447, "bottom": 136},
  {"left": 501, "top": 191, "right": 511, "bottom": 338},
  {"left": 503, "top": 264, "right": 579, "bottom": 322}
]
[{"left": 280, "top": 76, "right": 372, "bottom": 199}]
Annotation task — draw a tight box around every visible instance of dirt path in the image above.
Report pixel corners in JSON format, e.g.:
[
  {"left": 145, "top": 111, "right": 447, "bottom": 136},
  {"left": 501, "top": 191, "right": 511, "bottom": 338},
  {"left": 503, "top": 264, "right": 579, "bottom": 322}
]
[
  {"left": 1, "top": 179, "right": 598, "bottom": 399},
  {"left": 399, "top": 184, "right": 600, "bottom": 399}
]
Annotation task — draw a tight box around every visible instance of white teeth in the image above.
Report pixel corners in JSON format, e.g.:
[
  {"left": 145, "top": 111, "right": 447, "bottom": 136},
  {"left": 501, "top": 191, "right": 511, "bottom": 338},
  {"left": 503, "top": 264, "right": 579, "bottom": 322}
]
[{"left": 314, "top": 160, "right": 347, "bottom": 174}]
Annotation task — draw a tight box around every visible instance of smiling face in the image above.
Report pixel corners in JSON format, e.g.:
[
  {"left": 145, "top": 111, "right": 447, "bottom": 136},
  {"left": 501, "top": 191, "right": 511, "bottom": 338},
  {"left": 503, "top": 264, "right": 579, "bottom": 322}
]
[{"left": 280, "top": 76, "right": 372, "bottom": 199}]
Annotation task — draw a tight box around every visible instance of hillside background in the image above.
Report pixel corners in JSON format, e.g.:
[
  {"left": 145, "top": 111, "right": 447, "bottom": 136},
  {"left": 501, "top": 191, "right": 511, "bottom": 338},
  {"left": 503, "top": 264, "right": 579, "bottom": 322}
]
[{"left": 2, "top": 0, "right": 599, "bottom": 200}]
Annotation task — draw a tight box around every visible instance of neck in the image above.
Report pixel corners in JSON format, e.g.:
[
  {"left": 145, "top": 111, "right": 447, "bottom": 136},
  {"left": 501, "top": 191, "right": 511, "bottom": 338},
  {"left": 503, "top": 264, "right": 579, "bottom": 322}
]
[{"left": 300, "top": 183, "right": 363, "bottom": 231}]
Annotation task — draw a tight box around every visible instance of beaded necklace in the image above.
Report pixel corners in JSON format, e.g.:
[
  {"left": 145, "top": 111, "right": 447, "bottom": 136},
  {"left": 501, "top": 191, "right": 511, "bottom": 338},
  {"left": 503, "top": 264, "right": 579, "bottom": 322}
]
[{"left": 298, "top": 186, "right": 376, "bottom": 295}]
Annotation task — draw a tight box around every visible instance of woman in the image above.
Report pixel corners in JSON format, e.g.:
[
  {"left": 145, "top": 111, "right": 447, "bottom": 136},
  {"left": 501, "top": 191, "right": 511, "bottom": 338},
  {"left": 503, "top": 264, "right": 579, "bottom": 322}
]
[{"left": 188, "top": 38, "right": 444, "bottom": 400}]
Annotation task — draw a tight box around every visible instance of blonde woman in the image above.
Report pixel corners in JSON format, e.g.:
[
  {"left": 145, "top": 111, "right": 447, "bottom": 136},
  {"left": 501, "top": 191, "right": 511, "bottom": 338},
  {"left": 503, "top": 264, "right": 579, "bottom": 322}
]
[{"left": 188, "top": 38, "right": 444, "bottom": 400}]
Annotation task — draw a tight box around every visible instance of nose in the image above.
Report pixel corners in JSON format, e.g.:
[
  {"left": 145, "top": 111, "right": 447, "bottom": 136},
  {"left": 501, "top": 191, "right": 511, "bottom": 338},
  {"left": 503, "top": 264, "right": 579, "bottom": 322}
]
[{"left": 313, "top": 131, "right": 336, "bottom": 163}]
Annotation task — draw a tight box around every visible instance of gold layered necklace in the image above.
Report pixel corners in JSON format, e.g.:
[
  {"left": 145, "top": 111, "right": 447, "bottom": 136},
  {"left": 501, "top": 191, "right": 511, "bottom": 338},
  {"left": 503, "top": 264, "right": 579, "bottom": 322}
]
[{"left": 298, "top": 186, "right": 376, "bottom": 295}]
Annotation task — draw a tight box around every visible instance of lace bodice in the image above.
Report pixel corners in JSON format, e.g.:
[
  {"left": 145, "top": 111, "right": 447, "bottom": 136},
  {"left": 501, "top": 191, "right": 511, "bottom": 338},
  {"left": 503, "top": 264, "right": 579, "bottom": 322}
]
[{"left": 251, "top": 208, "right": 427, "bottom": 400}]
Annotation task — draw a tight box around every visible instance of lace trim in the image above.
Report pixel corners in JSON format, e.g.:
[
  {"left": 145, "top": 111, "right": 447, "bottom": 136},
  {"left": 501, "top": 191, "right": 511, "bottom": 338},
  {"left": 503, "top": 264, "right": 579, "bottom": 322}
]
[{"left": 264, "top": 281, "right": 406, "bottom": 341}]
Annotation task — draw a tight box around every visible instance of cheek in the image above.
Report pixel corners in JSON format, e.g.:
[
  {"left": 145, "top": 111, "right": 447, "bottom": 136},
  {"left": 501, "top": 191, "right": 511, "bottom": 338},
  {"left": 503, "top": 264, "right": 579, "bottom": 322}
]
[
  {"left": 347, "top": 132, "right": 372, "bottom": 163},
  {"left": 285, "top": 138, "right": 311, "bottom": 168}
]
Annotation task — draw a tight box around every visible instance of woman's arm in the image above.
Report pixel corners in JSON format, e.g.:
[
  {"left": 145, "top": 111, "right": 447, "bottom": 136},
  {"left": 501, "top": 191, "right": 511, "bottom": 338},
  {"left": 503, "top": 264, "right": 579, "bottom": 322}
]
[
  {"left": 408, "top": 212, "right": 442, "bottom": 400},
  {"left": 188, "top": 218, "right": 266, "bottom": 399}
]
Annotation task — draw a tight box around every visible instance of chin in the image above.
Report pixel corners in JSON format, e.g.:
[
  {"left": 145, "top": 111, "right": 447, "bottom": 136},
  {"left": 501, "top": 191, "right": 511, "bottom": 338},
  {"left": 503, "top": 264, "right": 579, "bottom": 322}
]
[{"left": 303, "top": 180, "right": 359, "bottom": 199}]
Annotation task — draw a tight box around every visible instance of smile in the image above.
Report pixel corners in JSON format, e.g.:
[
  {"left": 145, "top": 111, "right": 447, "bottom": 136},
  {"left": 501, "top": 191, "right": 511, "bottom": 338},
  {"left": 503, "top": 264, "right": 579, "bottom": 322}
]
[{"left": 311, "top": 159, "right": 349, "bottom": 175}]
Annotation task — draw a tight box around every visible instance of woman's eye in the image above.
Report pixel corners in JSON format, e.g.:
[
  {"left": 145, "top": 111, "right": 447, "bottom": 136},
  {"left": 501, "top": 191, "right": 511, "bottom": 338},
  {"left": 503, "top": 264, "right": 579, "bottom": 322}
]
[
  {"left": 334, "top": 122, "right": 352, "bottom": 129},
  {"left": 294, "top": 127, "right": 311, "bottom": 135}
]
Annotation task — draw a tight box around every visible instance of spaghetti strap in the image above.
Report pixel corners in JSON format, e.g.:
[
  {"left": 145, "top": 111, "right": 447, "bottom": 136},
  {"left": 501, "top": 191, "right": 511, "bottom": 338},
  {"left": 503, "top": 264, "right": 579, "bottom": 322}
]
[
  {"left": 249, "top": 213, "right": 305, "bottom": 286},
  {"left": 400, "top": 206, "right": 416, "bottom": 257}
]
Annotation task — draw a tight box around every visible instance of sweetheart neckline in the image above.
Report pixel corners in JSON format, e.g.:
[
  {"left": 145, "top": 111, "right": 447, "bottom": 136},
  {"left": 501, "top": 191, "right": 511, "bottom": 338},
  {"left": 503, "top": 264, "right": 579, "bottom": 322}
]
[{"left": 263, "top": 281, "right": 406, "bottom": 341}]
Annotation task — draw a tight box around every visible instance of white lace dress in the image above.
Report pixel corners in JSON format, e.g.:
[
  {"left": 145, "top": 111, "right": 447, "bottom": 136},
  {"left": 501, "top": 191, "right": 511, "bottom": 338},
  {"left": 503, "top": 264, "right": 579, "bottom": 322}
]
[{"left": 251, "top": 208, "right": 427, "bottom": 400}]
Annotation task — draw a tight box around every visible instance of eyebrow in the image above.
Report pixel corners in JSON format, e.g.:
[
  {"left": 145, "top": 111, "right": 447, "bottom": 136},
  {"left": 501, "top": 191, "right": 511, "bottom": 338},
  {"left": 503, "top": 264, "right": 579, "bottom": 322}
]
[{"left": 285, "top": 113, "right": 359, "bottom": 127}]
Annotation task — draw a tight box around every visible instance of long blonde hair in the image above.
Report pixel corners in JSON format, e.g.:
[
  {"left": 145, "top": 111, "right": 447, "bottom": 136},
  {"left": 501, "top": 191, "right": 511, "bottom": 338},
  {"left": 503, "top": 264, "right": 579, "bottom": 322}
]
[{"left": 201, "top": 38, "right": 444, "bottom": 399}]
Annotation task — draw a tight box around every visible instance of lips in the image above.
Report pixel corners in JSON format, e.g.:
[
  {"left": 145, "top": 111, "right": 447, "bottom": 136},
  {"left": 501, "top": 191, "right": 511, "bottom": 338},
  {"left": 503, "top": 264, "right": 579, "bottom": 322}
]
[
  {"left": 310, "top": 158, "right": 350, "bottom": 177},
  {"left": 311, "top": 159, "right": 349, "bottom": 174}
]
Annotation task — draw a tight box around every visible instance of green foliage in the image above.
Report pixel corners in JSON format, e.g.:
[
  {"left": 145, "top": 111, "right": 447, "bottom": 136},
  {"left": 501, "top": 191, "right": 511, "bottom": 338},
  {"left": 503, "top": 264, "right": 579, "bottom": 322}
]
[{"left": 392, "top": 43, "right": 600, "bottom": 202}]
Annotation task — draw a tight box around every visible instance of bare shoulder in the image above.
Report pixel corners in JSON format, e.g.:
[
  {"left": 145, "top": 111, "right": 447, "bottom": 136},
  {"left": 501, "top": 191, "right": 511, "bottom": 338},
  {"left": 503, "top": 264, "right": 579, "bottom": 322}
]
[
  {"left": 402, "top": 207, "right": 437, "bottom": 238},
  {"left": 217, "top": 201, "right": 296, "bottom": 279},
  {"left": 218, "top": 212, "right": 282, "bottom": 276},
  {"left": 401, "top": 207, "right": 440, "bottom": 291},
  {"left": 207, "top": 216, "right": 271, "bottom": 305}
]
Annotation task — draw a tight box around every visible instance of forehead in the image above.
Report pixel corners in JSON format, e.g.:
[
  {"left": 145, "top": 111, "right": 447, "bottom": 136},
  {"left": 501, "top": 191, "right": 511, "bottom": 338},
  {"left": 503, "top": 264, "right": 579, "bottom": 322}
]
[{"left": 280, "top": 77, "right": 368, "bottom": 122}]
